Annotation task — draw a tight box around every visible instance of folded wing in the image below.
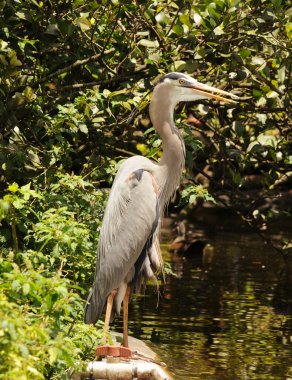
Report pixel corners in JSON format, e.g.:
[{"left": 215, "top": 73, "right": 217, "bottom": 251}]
[{"left": 85, "top": 164, "right": 160, "bottom": 324}]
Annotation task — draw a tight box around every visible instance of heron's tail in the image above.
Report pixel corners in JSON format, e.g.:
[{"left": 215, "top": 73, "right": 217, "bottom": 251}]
[{"left": 84, "top": 280, "right": 107, "bottom": 325}]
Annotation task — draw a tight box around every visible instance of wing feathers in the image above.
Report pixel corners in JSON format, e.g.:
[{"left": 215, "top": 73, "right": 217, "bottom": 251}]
[{"left": 85, "top": 167, "right": 159, "bottom": 324}]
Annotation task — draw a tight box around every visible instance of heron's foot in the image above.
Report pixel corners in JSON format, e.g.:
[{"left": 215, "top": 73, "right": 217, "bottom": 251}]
[{"left": 95, "top": 345, "right": 132, "bottom": 358}]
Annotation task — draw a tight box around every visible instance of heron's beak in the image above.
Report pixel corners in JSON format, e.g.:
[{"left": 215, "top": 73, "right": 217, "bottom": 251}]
[{"left": 191, "top": 82, "right": 239, "bottom": 103}]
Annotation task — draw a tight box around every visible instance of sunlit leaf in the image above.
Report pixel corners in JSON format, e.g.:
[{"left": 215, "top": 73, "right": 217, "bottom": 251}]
[
  {"left": 23, "top": 87, "right": 36, "bottom": 102},
  {"left": 285, "top": 21, "right": 292, "bottom": 39},
  {"left": 78, "top": 123, "right": 88, "bottom": 134},
  {"left": 138, "top": 39, "right": 159, "bottom": 48},
  {"left": 213, "top": 24, "right": 225, "bottom": 35},
  {"left": 155, "top": 12, "right": 170, "bottom": 25},
  {"left": 180, "top": 14, "right": 192, "bottom": 28},
  {"left": 9, "top": 52, "right": 22, "bottom": 67},
  {"left": 121, "top": 101, "right": 131, "bottom": 111},
  {"left": 266, "top": 91, "right": 279, "bottom": 98},
  {"left": 15, "top": 11, "right": 32, "bottom": 21},
  {"left": 171, "top": 60, "right": 186, "bottom": 71},
  {"left": 8, "top": 183, "right": 19, "bottom": 193},
  {"left": 75, "top": 17, "right": 91, "bottom": 31},
  {"left": 256, "top": 113, "right": 267, "bottom": 124},
  {"left": 193, "top": 12, "right": 202, "bottom": 25},
  {"left": 22, "top": 283, "right": 30, "bottom": 295},
  {"left": 252, "top": 56, "right": 266, "bottom": 66}
]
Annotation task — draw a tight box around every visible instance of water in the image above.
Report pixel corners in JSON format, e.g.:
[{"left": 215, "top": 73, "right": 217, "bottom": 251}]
[{"left": 114, "top": 211, "right": 292, "bottom": 380}]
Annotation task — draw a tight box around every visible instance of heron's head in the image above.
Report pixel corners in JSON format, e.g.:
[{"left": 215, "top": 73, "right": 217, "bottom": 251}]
[{"left": 154, "top": 72, "right": 239, "bottom": 105}]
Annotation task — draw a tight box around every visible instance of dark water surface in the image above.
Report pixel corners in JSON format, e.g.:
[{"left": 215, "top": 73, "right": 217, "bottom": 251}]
[{"left": 115, "top": 211, "right": 292, "bottom": 380}]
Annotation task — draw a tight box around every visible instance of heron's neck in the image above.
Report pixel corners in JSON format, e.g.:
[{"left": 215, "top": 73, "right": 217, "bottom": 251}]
[{"left": 149, "top": 93, "right": 185, "bottom": 206}]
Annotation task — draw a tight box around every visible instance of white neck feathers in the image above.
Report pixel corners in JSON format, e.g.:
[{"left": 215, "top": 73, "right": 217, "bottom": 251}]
[{"left": 149, "top": 86, "right": 185, "bottom": 209}]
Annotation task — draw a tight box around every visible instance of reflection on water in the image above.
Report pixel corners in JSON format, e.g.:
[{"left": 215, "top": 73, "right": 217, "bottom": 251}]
[{"left": 114, "top": 212, "right": 292, "bottom": 380}]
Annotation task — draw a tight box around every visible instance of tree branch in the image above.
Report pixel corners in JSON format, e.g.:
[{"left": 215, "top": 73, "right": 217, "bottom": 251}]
[
  {"left": 31, "top": 48, "right": 115, "bottom": 88},
  {"left": 55, "top": 67, "right": 148, "bottom": 91}
]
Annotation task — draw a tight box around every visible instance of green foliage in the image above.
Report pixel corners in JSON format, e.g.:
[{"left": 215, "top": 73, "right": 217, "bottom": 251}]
[
  {"left": 0, "top": 173, "right": 105, "bottom": 379},
  {"left": 1, "top": 173, "right": 106, "bottom": 287},
  {"left": 0, "top": 257, "right": 103, "bottom": 379},
  {"left": 180, "top": 184, "right": 216, "bottom": 206},
  {"left": 0, "top": 0, "right": 291, "bottom": 378}
]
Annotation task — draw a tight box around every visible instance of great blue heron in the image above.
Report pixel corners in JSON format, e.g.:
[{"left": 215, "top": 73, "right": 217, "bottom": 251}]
[{"left": 84, "top": 72, "right": 238, "bottom": 347}]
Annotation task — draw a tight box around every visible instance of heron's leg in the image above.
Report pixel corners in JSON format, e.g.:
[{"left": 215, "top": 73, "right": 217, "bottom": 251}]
[
  {"left": 122, "top": 286, "right": 131, "bottom": 347},
  {"left": 103, "top": 289, "right": 117, "bottom": 343}
]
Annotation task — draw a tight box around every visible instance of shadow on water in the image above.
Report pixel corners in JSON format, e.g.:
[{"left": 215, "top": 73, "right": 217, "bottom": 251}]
[{"left": 114, "top": 209, "right": 292, "bottom": 380}]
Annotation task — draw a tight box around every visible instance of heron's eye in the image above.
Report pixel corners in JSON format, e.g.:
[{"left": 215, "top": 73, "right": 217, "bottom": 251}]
[{"left": 178, "top": 79, "right": 185, "bottom": 85}]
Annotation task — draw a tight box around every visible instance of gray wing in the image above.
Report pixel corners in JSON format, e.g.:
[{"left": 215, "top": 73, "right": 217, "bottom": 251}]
[{"left": 85, "top": 158, "right": 160, "bottom": 324}]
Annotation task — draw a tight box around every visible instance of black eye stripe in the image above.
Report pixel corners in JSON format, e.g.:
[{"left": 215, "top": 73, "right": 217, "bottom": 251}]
[{"left": 157, "top": 72, "right": 188, "bottom": 84}]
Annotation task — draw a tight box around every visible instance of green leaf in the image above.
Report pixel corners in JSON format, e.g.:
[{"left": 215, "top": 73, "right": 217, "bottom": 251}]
[
  {"left": 138, "top": 39, "right": 159, "bottom": 48},
  {"left": 48, "top": 347, "right": 59, "bottom": 365},
  {"left": 13, "top": 198, "right": 25, "bottom": 209},
  {"left": 155, "top": 12, "right": 170, "bottom": 25},
  {"left": 213, "top": 24, "right": 225, "bottom": 35},
  {"left": 171, "top": 60, "right": 186, "bottom": 71},
  {"left": 9, "top": 52, "right": 22, "bottom": 67},
  {"left": 189, "top": 194, "right": 197, "bottom": 204},
  {"left": 207, "top": 5, "right": 221, "bottom": 21},
  {"left": 75, "top": 17, "right": 91, "bottom": 31},
  {"left": 78, "top": 123, "right": 88, "bottom": 134},
  {"left": 121, "top": 101, "right": 132, "bottom": 111},
  {"left": 266, "top": 91, "right": 279, "bottom": 98},
  {"left": 179, "top": 14, "right": 192, "bottom": 28},
  {"left": 252, "top": 56, "right": 266, "bottom": 66},
  {"left": 23, "top": 87, "right": 36, "bottom": 102},
  {"left": 8, "top": 183, "right": 19, "bottom": 193},
  {"left": 252, "top": 89, "right": 262, "bottom": 98},
  {"left": 256, "top": 114, "right": 267, "bottom": 125},
  {"left": 194, "top": 48, "right": 208, "bottom": 59},
  {"left": 15, "top": 11, "right": 32, "bottom": 21},
  {"left": 58, "top": 20, "right": 74, "bottom": 36},
  {"left": 285, "top": 21, "right": 292, "bottom": 40},
  {"left": 283, "top": 240, "right": 292, "bottom": 250},
  {"left": 1, "top": 40, "right": 8, "bottom": 50},
  {"left": 239, "top": 49, "right": 251, "bottom": 59},
  {"left": 22, "top": 283, "right": 30, "bottom": 295},
  {"left": 92, "top": 117, "right": 105, "bottom": 123},
  {"left": 233, "top": 121, "right": 245, "bottom": 136},
  {"left": 193, "top": 12, "right": 202, "bottom": 25},
  {"left": 277, "top": 66, "right": 286, "bottom": 83},
  {"left": 27, "top": 366, "right": 43, "bottom": 377},
  {"left": 172, "top": 24, "right": 184, "bottom": 35},
  {"left": 0, "top": 200, "right": 10, "bottom": 221},
  {"left": 109, "top": 89, "right": 128, "bottom": 97}
]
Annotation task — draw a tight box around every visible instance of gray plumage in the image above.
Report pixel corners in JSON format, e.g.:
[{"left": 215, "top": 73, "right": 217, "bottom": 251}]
[{"left": 84, "top": 72, "right": 238, "bottom": 325}]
